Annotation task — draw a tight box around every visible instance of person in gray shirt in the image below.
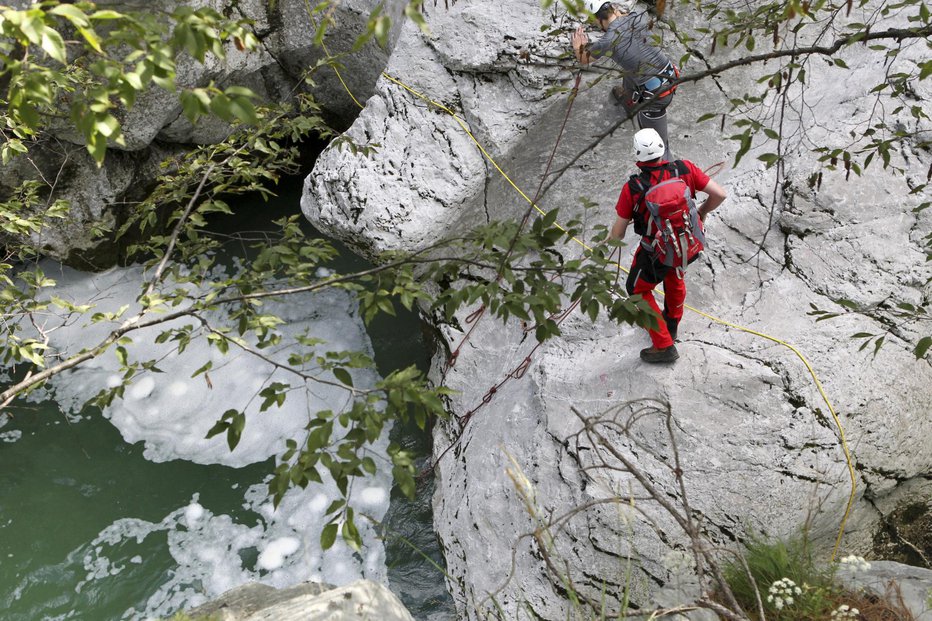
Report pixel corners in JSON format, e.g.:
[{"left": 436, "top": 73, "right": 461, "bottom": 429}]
[{"left": 572, "top": 1, "right": 677, "bottom": 160}]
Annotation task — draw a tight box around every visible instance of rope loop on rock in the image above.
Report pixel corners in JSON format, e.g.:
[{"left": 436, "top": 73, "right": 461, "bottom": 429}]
[{"left": 512, "top": 357, "right": 533, "bottom": 380}]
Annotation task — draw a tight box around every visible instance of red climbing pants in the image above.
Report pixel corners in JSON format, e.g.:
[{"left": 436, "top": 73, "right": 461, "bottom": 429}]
[{"left": 625, "top": 248, "right": 687, "bottom": 349}]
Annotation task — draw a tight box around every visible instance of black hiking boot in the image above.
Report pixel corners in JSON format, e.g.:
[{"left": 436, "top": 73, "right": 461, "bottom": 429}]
[
  {"left": 612, "top": 85, "right": 628, "bottom": 105},
  {"left": 640, "top": 345, "right": 679, "bottom": 364},
  {"left": 662, "top": 311, "right": 679, "bottom": 341}
]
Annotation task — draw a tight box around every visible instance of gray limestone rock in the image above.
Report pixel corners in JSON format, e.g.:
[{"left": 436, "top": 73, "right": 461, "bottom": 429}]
[
  {"left": 301, "top": 0, "right": 569, "bottom": 259},
  {"left": 300, "top": 0, "right": 932, "bottom": 618},
  {"left": 837, "top": 561, "right": 932, "bottom": 621},
  {"left": 0, "top": 141, "right": 181, "bottom": 267},
  {"left": 187, "top": 579, "right": 416, "bottom": 620}
]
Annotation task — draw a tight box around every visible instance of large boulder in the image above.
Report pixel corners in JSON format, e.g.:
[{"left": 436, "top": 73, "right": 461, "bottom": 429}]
[
  {"left": 301, "top": 0, "right": 932, "bottom": 618},
  {"left": 301, "top": 0, "right": 568, "bottom": 259}
]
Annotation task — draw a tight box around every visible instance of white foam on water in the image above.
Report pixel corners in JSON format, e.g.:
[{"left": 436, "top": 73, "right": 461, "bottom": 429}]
[
  {"left": 358, "top": 486, "right": 389, "bottom": 508},
  {"left": 78, "top": 479, "right": 390, "bottom": 619},
  {"left": 21, "top": 263, "right": 395, "bottom": 618},
  {"left": 257, "top": 537, "right": 301, "bottom": 571},
  {"left": 28, "top": 263, "right": 384, "bottom": 469},
  {"left": 1, "top": 430, "right": 22, "bottom": 443},
  {"left": 183, "top": 502, "right": 205, "bottom": 526}
]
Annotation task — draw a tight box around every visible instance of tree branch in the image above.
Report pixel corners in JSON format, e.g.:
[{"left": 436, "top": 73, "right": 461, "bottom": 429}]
[{"left": 677, "top": 24, "right": 932, "bottom": 87}]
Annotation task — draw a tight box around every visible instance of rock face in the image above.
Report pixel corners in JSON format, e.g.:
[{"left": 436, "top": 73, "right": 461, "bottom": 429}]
[
  {"left": 3, "top": 0, "right": 405, "bottom": 265},
  {"left": 187, "top": 580, "right": 416, "bottom": 620},
  {"left": 301, "top": 0, "right": 932, "bottom": 618},
  {"left": 837, "top": 561, "right": 932, "bottom": 621}
]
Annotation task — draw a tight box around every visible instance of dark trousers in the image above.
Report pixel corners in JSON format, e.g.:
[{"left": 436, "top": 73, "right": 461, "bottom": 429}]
[{"left": 618, "top": 89, "right": 675, "bottom": 161}]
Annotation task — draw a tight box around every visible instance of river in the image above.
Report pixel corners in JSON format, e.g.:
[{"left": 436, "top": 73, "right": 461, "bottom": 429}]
[{"left": 0, "top": 179, "right": 454, "bottom": 620}]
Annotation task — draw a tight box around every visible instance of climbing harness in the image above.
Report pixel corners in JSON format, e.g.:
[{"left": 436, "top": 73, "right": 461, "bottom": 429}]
[
  {"left": 634, "top": 63, "right": 679, "bottom": 102},
  {"left": 322, "top": 45, "right": 857, "bottom": 561}
]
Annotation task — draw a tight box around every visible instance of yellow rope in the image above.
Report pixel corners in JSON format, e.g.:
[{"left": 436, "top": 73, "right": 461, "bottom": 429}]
[
  {"left": 304, "top": 0, "right": 366, "bottom": 110},
  {"left": 329, "top": 47, "right": 365, "bottom": 110},
  {"left": 344, "top": 69, "right": 857, "bottom": 560}
]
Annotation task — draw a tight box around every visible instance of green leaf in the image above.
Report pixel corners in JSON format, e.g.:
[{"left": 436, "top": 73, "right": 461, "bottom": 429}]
[
  {"left": 333, "top": 367, "right": 353, "bottom": 387},
  {"left": 320, "top": 522, "right": 338, "bottom": 550},
  {"left": 405, "top": 3, "right": 430, "bottom": 34},
  {"left": 18, "top": 14, "right": 44, "bottom": 46},
  {"left": 205, "top": 420, "right": 228, "bottom": 439},
  {"left": 227, "top": 96, "right": 258, "bottom": 125},
  {"left": 324, "top": 499, "right": 345, "bottom": 516},
  {"left": 50, "top": 4, "right": 91, "bottom": 28},
  {"left": 95, "top": 114, "right": 120, "bottom": 138},
  {"left": 915, "top": 336, "right": 932, "bottom": 359},
  {"left": 40, "top": 26, "right": 67, "bottom": 64},
  {"left": 123, "top": 72, "right": 144, "bottom": 91},
  {"left": 227, "top": 410, "right": 245, "bottom": 451},
  {"left": 75, "top": 25, "right": 103, "bottom": 53},
  {"left": 342, "top": 516, "right": 362, "bottom": 551},
  {"left": 191, "top": 361, "right": 212, "bottom": 378},
  {"left": 224, "top": 86, "right": 255, "bottom": 98},
  {"left": 87, "top": 133, "right": 107, "bottom": 165},
  {"left": 731, "top": 131, "right": 753, "bottom": 167},
  {"left": 90, "top": 10, "right": 125, "bottom": 20},
  {"left": 920, "top": 61, "right": 932, "bottom": 81},
  {"left": 209, "top": 93, "right": 234, "bottom": 122}
]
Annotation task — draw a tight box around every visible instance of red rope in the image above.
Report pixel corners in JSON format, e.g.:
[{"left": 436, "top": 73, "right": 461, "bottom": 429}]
[
  {"left": 441, "top": 73, "right": 583, "bottom": 378},
  {"left": 420, "top": 73, "right": 587, "bottom": 481}
]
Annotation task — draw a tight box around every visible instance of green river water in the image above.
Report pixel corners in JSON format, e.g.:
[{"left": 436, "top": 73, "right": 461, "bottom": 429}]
[{"left": 0, "top": 180, "right": 454, "bottom": 620}]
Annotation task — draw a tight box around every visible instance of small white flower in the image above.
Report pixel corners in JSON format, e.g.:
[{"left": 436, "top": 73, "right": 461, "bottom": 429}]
[
  {"left": 767, "top": 578, "right": 801, "bottom": 611},
  {"left": 831, "top": 603, "right": 860, "bottom": 620}
]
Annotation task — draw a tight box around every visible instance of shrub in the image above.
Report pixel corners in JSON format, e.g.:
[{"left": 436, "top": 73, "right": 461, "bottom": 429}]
[{"left": 723, "top": 534, "right": 838, "bottom": 620}]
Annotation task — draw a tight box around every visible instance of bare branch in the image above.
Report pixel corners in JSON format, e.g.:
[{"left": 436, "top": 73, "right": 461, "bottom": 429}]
[{"left": 677, "top": 24, "right": 932, "bottom": 87}]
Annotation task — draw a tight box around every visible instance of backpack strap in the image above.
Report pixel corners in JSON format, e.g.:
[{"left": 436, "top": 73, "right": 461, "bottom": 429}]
[{"left": 627, "top": 172, "right": 645, "bottom": 201}]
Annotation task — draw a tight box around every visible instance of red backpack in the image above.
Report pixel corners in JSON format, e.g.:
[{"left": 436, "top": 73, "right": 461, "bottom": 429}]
[{"left": 629, "top": 161, "right": 706, "bottom": 276}]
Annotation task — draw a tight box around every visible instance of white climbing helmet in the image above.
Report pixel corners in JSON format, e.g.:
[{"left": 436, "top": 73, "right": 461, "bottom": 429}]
[
  {"left": 633, "top": 128, "right": 665, "bottom": 161},
  {"left": 586, "top": 0, "right": 633, "bottom": 14},
  {"left": 586, "top": 0, "right": 611, "bottom": 13}
]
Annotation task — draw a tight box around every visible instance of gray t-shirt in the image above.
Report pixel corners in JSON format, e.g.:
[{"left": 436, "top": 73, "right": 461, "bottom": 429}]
[{"left": 589, "top": 12, "right": 671, "bottom": 90}]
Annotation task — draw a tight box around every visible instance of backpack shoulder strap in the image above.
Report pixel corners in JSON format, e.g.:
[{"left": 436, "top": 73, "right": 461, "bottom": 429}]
[
  {"left": 628, "top": 170, "right": 650, "bottom": 193},
  {"left": 628, "top": 170, "right": 652, "bottom": 210},
  {"left": 672, "top": 160, "right": 688, "bottom": 177}
]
